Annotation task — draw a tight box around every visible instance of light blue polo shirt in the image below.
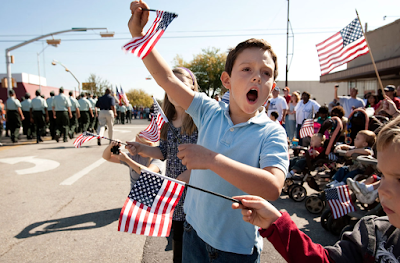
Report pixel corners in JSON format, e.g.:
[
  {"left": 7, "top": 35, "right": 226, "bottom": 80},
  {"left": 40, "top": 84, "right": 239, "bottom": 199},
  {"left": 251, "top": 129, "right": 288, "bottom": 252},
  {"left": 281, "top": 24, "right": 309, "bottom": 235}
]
[
  {"left": 184, "top": 92, "right": 289, "bottom": 255},
  {"left": 52, "top": 93, "right": 71, "bottom": 111}
]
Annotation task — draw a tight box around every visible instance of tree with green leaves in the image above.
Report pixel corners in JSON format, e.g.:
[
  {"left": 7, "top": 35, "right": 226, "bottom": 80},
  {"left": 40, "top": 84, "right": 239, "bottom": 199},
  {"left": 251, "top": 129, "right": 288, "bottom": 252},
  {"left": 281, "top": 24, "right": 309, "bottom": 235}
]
[
  {"left": 82, "top": 74, "right": 111, "bottom": 97},
  {"left": 174, "top": 47, "right": 227, "bottom": 98},
  {"left": 126, "top": 89, "right": 154, "bottom": 108}
]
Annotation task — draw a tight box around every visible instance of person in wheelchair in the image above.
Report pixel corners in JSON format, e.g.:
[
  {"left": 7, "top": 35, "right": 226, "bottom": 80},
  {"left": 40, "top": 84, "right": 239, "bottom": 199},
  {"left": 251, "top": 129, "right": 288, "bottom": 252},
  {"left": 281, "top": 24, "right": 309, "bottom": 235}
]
[{"left": 327, "top": 130, "right": 376, "bottom": 188}]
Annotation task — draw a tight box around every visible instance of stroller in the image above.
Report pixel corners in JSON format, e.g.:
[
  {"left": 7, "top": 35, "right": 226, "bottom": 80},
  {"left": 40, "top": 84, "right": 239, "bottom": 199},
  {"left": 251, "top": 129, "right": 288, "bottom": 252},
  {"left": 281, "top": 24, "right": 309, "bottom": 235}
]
[
  {"left": 320, "top": 155, "right": 384, "bottom": 237},
  {"left": 284, "top": 116, "right": 343, "bottom": 207}
]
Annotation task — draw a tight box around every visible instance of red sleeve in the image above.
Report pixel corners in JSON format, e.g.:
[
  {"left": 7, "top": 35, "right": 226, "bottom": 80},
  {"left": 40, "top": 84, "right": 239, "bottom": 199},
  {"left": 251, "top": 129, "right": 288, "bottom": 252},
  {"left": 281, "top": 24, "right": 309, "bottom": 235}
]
[{"left": 259, "top": 212, "right": 334, "bottom": 263}]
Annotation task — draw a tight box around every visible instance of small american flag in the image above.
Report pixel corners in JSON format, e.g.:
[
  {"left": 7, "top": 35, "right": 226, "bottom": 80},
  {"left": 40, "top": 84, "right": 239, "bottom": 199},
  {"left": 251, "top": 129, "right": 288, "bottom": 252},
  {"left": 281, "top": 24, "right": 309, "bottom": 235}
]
[
  {"left": 139, "top": 97, "right": 168, "bottom": 142},
  {"left": 316, "top": 18, "right": 369, "bottom": 76},
  {"left": 73, "top": 132, "right": 99, "bottom": 148},
  {"left": 123, "top": 10, "right": 178, "bottom": 59},
  {"left": 325, "top": 185, "right": 355, "bottom": 219},
  {"left": 299, "top": 119, "right": 314, "bottom": 138},
  {"left": 118, "top": 169, "right": 185, "bottom": 237}
]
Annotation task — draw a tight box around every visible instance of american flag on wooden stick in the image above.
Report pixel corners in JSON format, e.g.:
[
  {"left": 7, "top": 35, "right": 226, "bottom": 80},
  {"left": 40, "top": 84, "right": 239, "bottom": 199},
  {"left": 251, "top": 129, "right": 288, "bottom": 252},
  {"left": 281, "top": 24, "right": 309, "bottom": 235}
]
[
  {"left": 325, "top": 185, "right": 355, "bottom": 219},
  {"left": 139, "top": 97, "right": 168, "bottom": 142},
  {"left": 123, "top": 10, "right": 178, "bottom": 59},
  {"left": 73, "top": 132, "right": 99, "bottom": 148},
  {"left": 299, "top": 119, "right": 314, "bottom": 139},
  {"left": 118, "top": 169, "right": 185, "bottom": 237},
  {"left": 316, "top": 18, "right": 369, "bottom": 76}
]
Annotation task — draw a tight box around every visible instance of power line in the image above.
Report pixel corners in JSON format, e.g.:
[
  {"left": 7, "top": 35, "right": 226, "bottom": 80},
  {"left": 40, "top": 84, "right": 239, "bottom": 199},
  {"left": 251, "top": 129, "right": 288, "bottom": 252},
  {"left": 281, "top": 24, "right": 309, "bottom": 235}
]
[{"left": 0, "top": 30, "right": 337, "bottom": 43}]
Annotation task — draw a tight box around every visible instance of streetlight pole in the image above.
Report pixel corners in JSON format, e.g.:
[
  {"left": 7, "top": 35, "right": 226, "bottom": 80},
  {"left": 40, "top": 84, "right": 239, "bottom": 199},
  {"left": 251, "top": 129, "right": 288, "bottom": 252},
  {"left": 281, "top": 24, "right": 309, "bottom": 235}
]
[
  {"left": 5, "top": 27, "right": 108, "bottom": 96},
  {"left": 52, "top": 60, "right": 80, "bottom": 95}
]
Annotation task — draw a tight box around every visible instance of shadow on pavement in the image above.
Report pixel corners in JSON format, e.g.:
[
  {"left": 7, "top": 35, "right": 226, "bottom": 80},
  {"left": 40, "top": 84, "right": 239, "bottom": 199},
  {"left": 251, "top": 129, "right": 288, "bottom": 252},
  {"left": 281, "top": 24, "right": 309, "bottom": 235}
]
[{"left": 15, "top": 208, "right": 120, "bottom": 239}]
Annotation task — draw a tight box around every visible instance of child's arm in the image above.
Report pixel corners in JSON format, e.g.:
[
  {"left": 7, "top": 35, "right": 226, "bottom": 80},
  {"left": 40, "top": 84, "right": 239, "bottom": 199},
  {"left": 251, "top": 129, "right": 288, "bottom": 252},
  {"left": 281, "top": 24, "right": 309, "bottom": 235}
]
[
  {"left": 125, "top": 142, "right": 164, "bottom": 160},
  {"left": 102, "top": 141, "right": 121, "bottom": 164},
  {"left": 128, "top": 1, "right": 194, "bottom": 110},
  {"left": 232, "top": 196, "right": 333, "bottom": 263},
  {"left": 334, "top": 144, "right": 350, "bottom": 153},
  {"left": 118, "top": 152, "right": 160, "bottom": 174},
  {"left": 345, "top": 148, "right": 373, "bottom": 157},
  {"left": 177, "top": 144, "right": 285, "bottom": 200}
]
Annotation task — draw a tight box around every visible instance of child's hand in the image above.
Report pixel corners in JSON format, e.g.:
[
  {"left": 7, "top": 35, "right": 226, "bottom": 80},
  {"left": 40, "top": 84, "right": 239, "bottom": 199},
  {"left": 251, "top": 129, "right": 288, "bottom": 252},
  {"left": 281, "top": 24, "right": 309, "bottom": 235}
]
[
  {"left": 125, "top": 141, "right": 141, "bottom": 155},
  {"left": 177, "top": 144, "right": 216, "bottom": 170},
  {"left": 232, "top": 195, "right": 281, "bottom": 229},
  {"left": 118, "top": 151, "right": 129, "bottom": 162},
  {"left": 345, "top": 150, "right": 353, "bottom": 157},
  {"left": 128, "top": 0, "right": 150, "bottom": 38}
]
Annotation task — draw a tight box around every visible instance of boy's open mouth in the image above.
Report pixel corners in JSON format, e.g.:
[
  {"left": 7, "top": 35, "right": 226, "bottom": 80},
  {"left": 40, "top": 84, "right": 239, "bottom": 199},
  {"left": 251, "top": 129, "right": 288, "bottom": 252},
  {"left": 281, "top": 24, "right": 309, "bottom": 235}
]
[{"left": 247, "top": 89, "right": 258, "bottom": 102}]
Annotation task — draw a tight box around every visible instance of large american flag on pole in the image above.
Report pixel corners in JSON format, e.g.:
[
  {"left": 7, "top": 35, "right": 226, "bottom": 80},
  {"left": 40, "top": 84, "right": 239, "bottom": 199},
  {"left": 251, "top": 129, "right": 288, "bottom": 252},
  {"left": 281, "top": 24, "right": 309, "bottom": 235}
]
[
  {"left": 299, "top": 119, "right": 314, "bottom": 138},
  {"left": 122, "top": 10, "right": 178, "bottom": 59},
  {"left": 73, "top": 132, "right": 99, "bottom": 148},
  {"left": 139, "top": 97, "right": 168, "bottom": 142},
  {"left": 316, "top": 18, "right": 369, "bottom": 76},
  {"left": 118, "top": 169, "right": 185, "bottom": 237},
  {"left": 119, "top": 86, "right": 129, "bottom": 106},
  {"left": 325, "top": 185, "right": 355, "bottom": 219}
]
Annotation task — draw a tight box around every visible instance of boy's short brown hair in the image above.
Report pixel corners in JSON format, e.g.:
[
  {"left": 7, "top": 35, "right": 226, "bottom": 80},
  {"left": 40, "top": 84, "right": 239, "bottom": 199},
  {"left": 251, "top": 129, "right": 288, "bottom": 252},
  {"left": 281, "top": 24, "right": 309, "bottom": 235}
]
[
  {"left": 358, "top": 130, "right": 376, "bottom": 147},
  {"left": 376, "top": 115, "right": 400, "bottom": 152},
  {"left": 225, "top": 38, "right": 278, "bottom": 79}
]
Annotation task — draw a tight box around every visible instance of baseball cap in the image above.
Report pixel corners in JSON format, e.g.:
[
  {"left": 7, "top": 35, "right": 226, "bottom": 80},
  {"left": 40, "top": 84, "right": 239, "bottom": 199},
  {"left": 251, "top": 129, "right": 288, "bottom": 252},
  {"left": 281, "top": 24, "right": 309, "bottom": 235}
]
[
  {"left": 384, "top": 85, "right": 395, "bottom": 92},
  {"left": 273, "top": 86, "right": 280, "bottom": 92},
  {"left": 283, "top": 87, "right": 290, "bottom": 91}
]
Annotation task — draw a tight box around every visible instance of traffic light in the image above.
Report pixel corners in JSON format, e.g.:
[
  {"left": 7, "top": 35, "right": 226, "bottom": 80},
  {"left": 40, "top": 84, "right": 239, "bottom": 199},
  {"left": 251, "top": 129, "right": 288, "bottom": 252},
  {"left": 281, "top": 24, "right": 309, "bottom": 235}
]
[
  {"left": 10, "top": 55, "right": 14, "bottom": 64},
  {"left": 1, "top": 78, "right": 7, "bottom": 88},
  {"left": 12, "top": 78, "right": 17, "bottom": 88}
]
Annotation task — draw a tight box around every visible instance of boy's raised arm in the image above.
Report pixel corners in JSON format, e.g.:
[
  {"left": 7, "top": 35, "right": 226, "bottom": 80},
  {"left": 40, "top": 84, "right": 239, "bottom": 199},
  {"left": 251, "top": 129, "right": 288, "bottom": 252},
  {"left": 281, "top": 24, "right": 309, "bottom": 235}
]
[{"left": 128, "top": 1, "right": 194, "bottom": 110}]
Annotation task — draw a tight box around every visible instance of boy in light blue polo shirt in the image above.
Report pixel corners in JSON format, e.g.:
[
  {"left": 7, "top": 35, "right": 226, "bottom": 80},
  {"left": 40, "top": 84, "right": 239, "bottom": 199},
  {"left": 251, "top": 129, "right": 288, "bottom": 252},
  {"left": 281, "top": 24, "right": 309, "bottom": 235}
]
[{"left": 127, "top": 2, "right": 288, "bottom": 262}]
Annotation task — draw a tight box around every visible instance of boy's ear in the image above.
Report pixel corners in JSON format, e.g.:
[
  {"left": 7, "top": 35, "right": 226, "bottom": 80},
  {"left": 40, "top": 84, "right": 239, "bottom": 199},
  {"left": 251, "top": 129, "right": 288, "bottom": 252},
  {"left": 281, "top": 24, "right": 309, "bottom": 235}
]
[{"left": 220, "top": 71, "right": 231, "bottom": 90}]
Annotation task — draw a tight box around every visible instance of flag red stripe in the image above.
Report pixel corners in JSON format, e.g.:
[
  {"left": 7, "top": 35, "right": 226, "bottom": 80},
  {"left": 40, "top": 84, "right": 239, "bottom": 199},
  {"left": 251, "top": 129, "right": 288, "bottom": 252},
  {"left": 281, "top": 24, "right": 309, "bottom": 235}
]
[
  {"left": 316, "top": 32, "right": 341, "bottom": 49},
  {"left": 125, "top": 200, "right": 137, "bottom": 232},
  {"left": 319, "top": 38, "right": 367, "bottom": 69},
  {"left": 157, "top": 182, "right": 177, "bottom": 236},
  {"left": 150, "top": 180, "right": 172, "bottom": 236},
  {"left": 118, "top": 197, "right": 131, "bottom": 231}
]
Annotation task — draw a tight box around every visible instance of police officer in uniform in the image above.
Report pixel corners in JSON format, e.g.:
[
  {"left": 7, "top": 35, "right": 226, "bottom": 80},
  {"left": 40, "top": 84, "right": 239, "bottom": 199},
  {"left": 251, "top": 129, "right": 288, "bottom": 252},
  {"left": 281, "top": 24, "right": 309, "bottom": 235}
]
[
  {"left": 87, "top": 93, "right": 97, "bottom": 132},
  {"left": 5, "top": 90, "right": 25, "bottom": 143},
  {"left": 30, "top": 90, "right": 49, "bottom": 143},
  {"left": 21, "top": 93, "right": 33, "bottom": 139},
  {"left": 127, "top": 103, "right": 133, "bottom": 123},
  {"left": 46, "top": 91, "right": 56, "bottom": 139},
  {"left": 52, "top": 87, "right": 72, "bottom": 142},
  {"left": 68, "top": 91, "right": 80, "bottom": 139},
  {"left": 78, "top": 93, "right": 93, "bottom": 133}
]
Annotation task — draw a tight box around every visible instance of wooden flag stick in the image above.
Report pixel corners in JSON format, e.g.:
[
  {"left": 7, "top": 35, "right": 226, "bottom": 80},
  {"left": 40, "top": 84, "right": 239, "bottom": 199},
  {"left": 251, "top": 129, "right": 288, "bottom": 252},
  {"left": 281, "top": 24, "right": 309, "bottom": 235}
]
[
  {"left": 142, "top": 8, "right": 157, "bottom": 12},
  {"left": 356, "top": 10, "right": 386, "bottom": 97}
]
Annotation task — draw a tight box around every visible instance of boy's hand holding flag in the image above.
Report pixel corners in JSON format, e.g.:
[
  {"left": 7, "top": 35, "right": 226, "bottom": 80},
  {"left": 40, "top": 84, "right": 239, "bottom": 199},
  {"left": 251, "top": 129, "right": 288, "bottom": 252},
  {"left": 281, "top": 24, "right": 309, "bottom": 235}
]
[{"left": 125, "top": 1, "right": 177, "bottom": 59}]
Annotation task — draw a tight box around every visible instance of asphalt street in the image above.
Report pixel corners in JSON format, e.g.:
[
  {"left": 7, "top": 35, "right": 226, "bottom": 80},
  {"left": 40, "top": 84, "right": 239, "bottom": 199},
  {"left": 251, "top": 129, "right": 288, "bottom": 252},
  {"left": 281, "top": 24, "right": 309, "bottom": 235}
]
[{"left": 0, "top": 119, "right": 338, "bottom": 262}]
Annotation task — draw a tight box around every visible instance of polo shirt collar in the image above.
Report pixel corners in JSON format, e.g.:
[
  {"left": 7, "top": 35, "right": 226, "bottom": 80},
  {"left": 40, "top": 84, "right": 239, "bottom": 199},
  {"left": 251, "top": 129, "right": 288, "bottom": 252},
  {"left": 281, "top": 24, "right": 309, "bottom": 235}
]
[{"left": 223, "top": 105, "right": 270, "bottom": 127}]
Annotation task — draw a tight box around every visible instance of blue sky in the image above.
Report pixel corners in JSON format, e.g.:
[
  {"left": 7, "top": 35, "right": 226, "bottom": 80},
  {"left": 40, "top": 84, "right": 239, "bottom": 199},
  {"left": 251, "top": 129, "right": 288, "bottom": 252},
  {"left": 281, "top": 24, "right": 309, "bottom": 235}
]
[{"left": 1, "top": 0, "right": 399, "bottom": 100}]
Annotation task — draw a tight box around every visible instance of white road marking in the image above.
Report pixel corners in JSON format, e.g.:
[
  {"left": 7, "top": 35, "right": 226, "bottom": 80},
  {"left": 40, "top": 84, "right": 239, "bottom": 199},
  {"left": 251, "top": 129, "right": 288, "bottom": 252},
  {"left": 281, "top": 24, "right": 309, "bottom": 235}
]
[
  {"left": 0, "top": 156, "right": 60, "bottom": 175},
  {"left": 60, "top": 158, "right": 106, "bottom": 185}
]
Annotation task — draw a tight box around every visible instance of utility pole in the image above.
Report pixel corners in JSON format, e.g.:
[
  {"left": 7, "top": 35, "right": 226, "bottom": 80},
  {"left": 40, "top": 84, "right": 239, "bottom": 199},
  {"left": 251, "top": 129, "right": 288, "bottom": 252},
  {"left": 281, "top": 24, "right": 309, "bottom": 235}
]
[{"left": 285, "top": 0, "right": 289, "bottom": 88}]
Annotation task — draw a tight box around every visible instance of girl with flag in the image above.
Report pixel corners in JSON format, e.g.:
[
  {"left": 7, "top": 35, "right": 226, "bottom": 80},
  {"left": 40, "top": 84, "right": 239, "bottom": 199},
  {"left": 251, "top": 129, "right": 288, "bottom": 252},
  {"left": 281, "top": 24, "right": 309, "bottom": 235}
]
[{"left": 126, "top": 67, "right": 198, "bottom": 263}]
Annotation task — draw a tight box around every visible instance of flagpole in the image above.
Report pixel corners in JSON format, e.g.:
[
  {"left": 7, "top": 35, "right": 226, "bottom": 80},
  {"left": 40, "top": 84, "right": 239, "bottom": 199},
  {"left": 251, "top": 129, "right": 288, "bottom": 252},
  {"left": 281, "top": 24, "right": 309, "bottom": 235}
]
[
  {"left": 355, "top": 10, "right": 386, "bottom": 97},
  {"left": 85, "top": 132, "right": 128, "bottom": 146}
]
